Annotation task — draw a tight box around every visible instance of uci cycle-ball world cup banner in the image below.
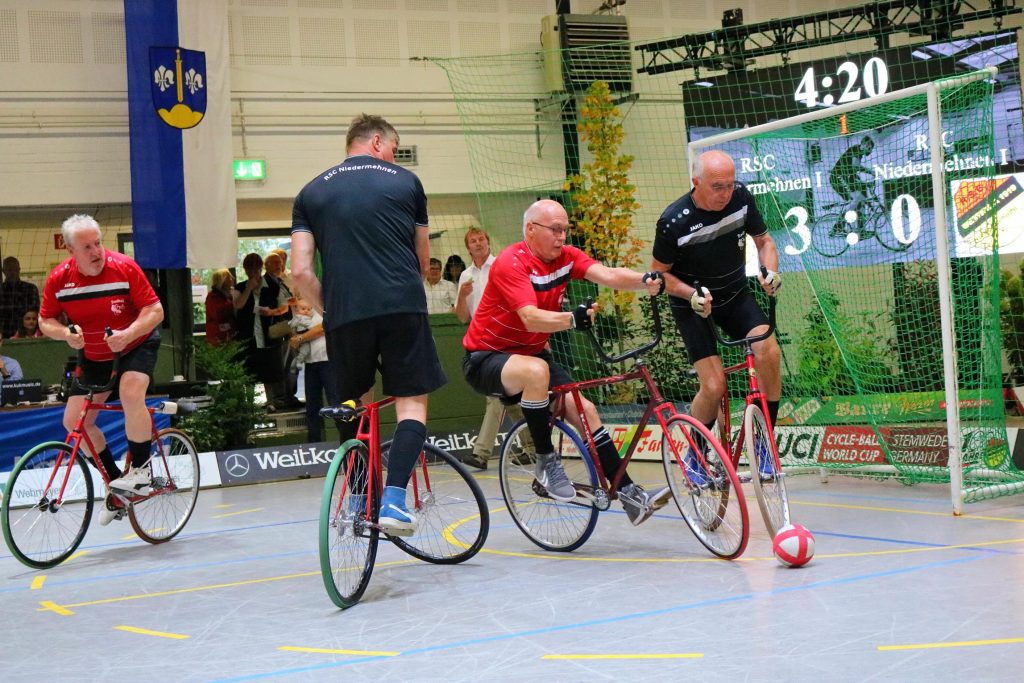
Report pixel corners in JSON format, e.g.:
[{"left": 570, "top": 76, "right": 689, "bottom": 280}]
[{"left": 125, "top": 0, "right": 237, "bottom": 269}]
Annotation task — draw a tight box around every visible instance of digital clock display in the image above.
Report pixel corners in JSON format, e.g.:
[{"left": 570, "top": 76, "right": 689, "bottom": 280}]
[{"left": 683, "top": 30, "right": 1024, "bottom": 267}]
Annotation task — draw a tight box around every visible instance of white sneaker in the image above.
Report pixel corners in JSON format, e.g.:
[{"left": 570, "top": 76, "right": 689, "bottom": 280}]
[
  {"left": 98, "top": 494, "right": 126, "bottom": 526},
  {"left": 109, "top": 465, "right": 152, "bottom": 496}
]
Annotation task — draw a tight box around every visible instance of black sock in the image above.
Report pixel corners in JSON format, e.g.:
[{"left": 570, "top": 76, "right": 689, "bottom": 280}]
[
  {"left": 766, "top": 400, "right": 780, "bottom": 428},
  {"left": 593, "top": 427, "right": 632, "bottom": 489},
  {"left": 520, "top": 397, "right": 553, "bottom": 455},
  {"left": 95, "top": 446, "right": 121, "bottom": 480},
  {"left": 384, "top": 420, "right": 427, "bottom": 489},
  {"left": 127, "top": 440, "right": 152, "bottom": 470}
]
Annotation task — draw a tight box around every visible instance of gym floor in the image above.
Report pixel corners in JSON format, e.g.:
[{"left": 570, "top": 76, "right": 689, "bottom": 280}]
[{"left": 2, "top": 461, "right": 1023, "bottom": 682}]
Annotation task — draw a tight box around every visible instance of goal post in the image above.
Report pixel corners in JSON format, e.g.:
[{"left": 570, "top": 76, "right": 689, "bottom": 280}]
[{"left": 689, "top": 67, "right": 1021, "bottom": 512}]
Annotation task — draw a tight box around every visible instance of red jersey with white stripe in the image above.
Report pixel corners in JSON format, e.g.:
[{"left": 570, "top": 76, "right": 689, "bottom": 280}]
[
  {"left": 463, "top": 242, "right": 596, "bottom": 355},
  {"left": 40, "top": 251, "right": 161, "bottom": 361}
]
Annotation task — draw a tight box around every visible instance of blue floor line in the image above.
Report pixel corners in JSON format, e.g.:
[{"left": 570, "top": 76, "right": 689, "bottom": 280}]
[{"left": 210, "top": 553, "right": 985, "bottom": 682}]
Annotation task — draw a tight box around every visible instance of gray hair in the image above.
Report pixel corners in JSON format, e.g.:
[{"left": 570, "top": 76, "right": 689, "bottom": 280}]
[
  {"left": 61, "top": 214, "right": 102, "bottom": 248},
  {"left": 522, "top": 201, "right": 545, "bottom": 238},
  {"left": 690, "top": 154, "right": 705, "bottom": 180}
]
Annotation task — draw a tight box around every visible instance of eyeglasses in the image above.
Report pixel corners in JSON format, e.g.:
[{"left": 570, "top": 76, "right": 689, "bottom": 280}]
[
  {"left": 708, "top": 181, "right": 739, "bottom": 193},
  {"left": 531, "top": 220, "right": 571, "bottom": 238}
]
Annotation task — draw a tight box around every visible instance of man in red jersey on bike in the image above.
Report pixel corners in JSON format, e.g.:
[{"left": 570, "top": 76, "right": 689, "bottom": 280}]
[
  {"left": 38, "top": 214, "right": 164, "bottom": 525},
  {"left": 462, "top": 199, "right": 669, "bottom": 526}
]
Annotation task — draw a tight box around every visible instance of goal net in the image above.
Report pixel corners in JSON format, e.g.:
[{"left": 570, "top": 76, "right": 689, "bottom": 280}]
[
  {"left": 690, "top": 70, "right": 1021, "bottom": 508},
  {"left": 432, "top": 32, "right": 1024, "bottom": 509}
]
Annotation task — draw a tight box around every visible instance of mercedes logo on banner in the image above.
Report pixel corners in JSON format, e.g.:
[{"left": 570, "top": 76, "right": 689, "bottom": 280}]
[{"left": 224, "top": 453, "right": 250, "bottom": 479}]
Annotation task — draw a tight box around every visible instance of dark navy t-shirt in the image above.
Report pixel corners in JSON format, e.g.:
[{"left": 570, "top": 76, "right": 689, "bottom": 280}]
[
  {"left": 651, "top": 182, "right": 767, "bottom": 306},
  {"left": 291, "top": 155, "right": 429, "bottom": 328}
]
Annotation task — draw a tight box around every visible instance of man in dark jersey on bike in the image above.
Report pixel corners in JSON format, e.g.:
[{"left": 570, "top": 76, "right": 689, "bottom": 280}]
[
  {"left": 38, "top": 214, "right": 164, "bottom": 525},
  {"left": 462, "top": 199, "right": 669, "bottom": 526},
  {"left": 649, "top": 150, "right": 782, "bottom": 483},
  {"left": 291, "top": 114, "right": 446, "bottom": 536},
  {"left": 829, "top": 135, "right": 876, "bottom": 224}
]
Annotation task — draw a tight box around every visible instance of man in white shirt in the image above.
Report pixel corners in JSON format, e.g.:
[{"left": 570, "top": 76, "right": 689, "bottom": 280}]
[
  {"left": 453, "top": 227, "right": 522, "bottom": 470},
  {"left": 424, "top": 258, "right": 457, "bottom": 314}
]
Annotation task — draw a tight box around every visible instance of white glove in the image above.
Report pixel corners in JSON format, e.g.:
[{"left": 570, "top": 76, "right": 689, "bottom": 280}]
[
  {"left": 762, "top": 269, "right": 782, "bottom": 296},
  {"left": 690, "top": 286, "right": 711, "bottom": 318}
]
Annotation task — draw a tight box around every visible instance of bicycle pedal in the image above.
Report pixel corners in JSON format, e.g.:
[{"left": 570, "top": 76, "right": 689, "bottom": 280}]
[{"left": 380, "top": 526, "right": 416, "bottom": 538}]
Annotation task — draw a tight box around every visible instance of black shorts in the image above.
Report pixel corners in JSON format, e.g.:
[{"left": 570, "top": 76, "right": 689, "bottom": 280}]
[
  {"left": 462, "top": 348, "right": 573, "bottom": 405},
  {"left": 669, "top": 291, "right": 768, "bottom": 364},
  {"left": 71, "top": 330, "right": 160, "bottom": 398},
  {"left": 325, "top": 313, "right": 446, "bottom": 400}
]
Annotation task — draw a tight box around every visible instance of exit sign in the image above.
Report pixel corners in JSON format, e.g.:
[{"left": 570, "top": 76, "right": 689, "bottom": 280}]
[{"left": 233, "top": 158, "right": 266, "bottom": 181}]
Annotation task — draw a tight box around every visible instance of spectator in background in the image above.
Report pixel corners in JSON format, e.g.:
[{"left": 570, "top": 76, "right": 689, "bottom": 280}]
[
  {"left": 1, "top": 256, "right": 41, "bottom": 339},
  {"left": 0, "top": 331, "right": 25, "bottom": 387},
  {"left": 12, "top": 309, "right": 44, "bottom": 339},
  {"left": 258, "top": 252, "right": 296, "bottom": 411},
  {"left": 233, "top": 252, "right": 263, "bottom": 383},
  {"left": 270, "top": 247, "right": 297, "bottom": 300},
  {"left": 424, "top": 257, "right": 456, "bottom": 314},
  {"left": 288, "top": 298, "right": 338, "bottom": 442},
  {"left": 443, "top": 254, "right": 466, "bottom": 284},
  {"left": 453, "top": 227, "right": 518, "bottom": 471},
  {"left": 204, "top": 269, "right": 236, "bottom": 346}
]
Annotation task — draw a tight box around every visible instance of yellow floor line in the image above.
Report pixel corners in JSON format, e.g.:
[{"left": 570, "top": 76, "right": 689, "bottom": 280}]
[
  {"left": 543, "top": 653, "right": 703, "bottom": 660},
  {"left": 279, "top": 645, "right": 397, "bottom": 657},
  {"left": 39, "top": 600, "right": 73, "bottom": 616},
  {"left": 35, "top": 559, "right": 417, "bottom": 612},
  {"left": 66, "top": 550, "right": 89, "bottom": 562},
  {"left": 211, "top": 507, "right": 263, "bottom": 518},
  {"left": 213, "top": 503, "right": 234, "bottom": 509},
  {"left": 879, "top": 636, "right": 1024, "bottom": 651},
  {"left": 121, "top": 528, "right": 164, "bottom": 541},
  {"left": 30, "top": 575, "right": 46, "bottom": 590},
  {"left": 115, "top": 625, "right": 190, "bottom": 640}
]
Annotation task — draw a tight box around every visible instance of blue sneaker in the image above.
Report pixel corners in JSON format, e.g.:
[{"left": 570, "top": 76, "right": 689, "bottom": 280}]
[
  {"left": 378, "top": 485, "right": 417, "bottom": 536},
  {"left": 683, "top": 445, "right": 708, "bottom": 487}
]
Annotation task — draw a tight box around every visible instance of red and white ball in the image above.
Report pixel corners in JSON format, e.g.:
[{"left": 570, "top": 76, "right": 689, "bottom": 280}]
[{"left": 772, "top": 523, "right": 815, "bottom": 568}]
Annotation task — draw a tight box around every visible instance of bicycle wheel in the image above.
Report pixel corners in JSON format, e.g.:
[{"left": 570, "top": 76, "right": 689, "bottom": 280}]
[
  {"left": 2, "top": 442, "right": 95, "bottom": 569},
  {"left": 661, "top": 416, "right": 748, "bottom": 559},
  {"left": 866, "top": 200, "right": 912, "bottom": 252},
  {"left": 745, "top": 404, "right": 791, "bottom": 537},
  {"left": 319, "top": 440, "right": 379, "bottom": 609},
  {"left": 386, "top": 442, "right": 489, "bottom": 564},
  {"left": 499, "top": 419, "right": 599, "bottom": 552},
  {"left": 129, "top": 428, "right": 200, "bottom": 544},
  {"left": 811, "top": 211, "right": 852, "bottom": 257}
]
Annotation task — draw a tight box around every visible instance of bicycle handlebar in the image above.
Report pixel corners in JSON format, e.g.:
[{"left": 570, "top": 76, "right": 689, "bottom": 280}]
[
  {"left": 580, "top": 293, "right": 663, "bottom": 365},
  {"left": 69, "top": 325, "right": 122, "bottom": 394},
  {"left": 699, "top": 271, "right": 778, "bottom": 349}
]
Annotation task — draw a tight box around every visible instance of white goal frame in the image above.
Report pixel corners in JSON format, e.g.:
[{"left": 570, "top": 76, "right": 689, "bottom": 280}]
[{"left": 687, "top": 67, "right": 1000, "bottom": 514}]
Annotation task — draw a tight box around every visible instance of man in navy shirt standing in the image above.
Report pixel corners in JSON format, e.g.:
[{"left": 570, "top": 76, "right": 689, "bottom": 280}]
[
  {"left": 291, "top": 114, "right": 446, "bottom": 535},
  {"left": 649, "top": 150, "right": 783, "bottom": 481}
]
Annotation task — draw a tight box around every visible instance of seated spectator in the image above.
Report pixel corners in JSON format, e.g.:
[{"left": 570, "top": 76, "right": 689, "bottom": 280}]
[
  {"left": 1, "top": 256, "right": 41, "bottom": 339},
  {"left": 204, "top": 269, "right": 237, "bottom": 346},
  {"left": 444, "top": 254, "right": 466, "bottom": 284},
  {"left": 424, "top": 257, "right": 457, "bottom": 314},
  {"left": 288, "top": 299, "right": 338, "bottom": 442},
  {"left": 12, "top": 309, "right": 44, "bottom": 339},
  {"left": 0, "top": 331, "right": 25, "bottom": 386}
]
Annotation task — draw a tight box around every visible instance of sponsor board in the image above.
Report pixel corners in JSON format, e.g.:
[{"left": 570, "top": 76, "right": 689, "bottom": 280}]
[
  {"left": 216, "top": 442, "right": 338, "bottom": 486},
  {"left": 778, "top": 391, "right": 998, "bottom": 427}
]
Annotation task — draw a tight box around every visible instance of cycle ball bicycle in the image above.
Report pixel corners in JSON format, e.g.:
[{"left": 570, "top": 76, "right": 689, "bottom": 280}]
[
  {"left": 318, "top": 396, "right": 490, "bottom": 609},
  {"left": 2, "top": 343, "right": 200, "bottom": 569},
  {"left": 498, "top": 296, "right": 750, "bottom": 559},
  {"left": 699, "top": 291, "right": 791, "bottom": 537}
]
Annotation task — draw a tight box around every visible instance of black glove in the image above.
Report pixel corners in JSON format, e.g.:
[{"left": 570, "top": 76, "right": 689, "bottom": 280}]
[
  {"left": 642, "top": 271, "right": 666, "bottom": 295},
  {"left": 570, "top": 301, "right": 593, "bottom": 331}
]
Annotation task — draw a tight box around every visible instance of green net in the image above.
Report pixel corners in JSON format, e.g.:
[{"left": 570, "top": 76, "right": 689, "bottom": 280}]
[{"left": 430, "top": 28, "right": 1024, "bottom": 505}]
